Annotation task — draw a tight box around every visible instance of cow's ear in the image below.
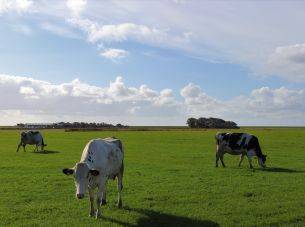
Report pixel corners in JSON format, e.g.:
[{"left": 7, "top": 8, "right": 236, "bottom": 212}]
[
  {"left": 63, "top": 168, "right": 74, "bottom": 175},
  {"left": 90, "top": 169, "right": 99, "bottom": 176}
]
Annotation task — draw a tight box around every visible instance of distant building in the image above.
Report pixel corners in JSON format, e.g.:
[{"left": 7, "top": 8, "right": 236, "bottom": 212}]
[{"left": 21, "top": 123, "right": 52, "bottom": 129}]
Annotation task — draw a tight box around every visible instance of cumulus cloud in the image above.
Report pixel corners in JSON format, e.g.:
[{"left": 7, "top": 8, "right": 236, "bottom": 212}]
[
  {"left": 0, "top": 74, "right": 304, "bottom": 126},
  {"left": 0, "top": 0, "right": 33, "bottom": 14},
  {"left": 0, "top": 74, "right": 182, "bottom": 125},
  {"left": 180, "top": 83, "right": 221, "bottom": 115},
  {"left": 265, "top": 44, "right": 305, "bottom": 82},
  {"left": 100, "top": 48, "right": 129, "bottom": 60},
  {"left": 180, "top": 82, "right": 305, "bottom": 126}
]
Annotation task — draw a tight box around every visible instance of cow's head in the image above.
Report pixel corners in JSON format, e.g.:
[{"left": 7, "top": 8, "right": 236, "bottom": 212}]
[
  {"left": 62, "top": 162, "right": 99, "bottom": 199},
  {"left": 258, "top": 154, "right": 267, "bottom": 168}
]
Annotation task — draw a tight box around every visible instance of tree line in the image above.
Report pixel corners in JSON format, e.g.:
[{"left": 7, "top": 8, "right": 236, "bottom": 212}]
[
  {"left": 16, "top": 122, "right": 128, "bottom": 129},
  {"left": 186, "top": 117, "right": 239, "bottom": 129}
]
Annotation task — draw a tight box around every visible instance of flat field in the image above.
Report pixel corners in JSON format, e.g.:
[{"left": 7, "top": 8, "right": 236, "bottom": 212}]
[{"left": 1, "top": 128, "right": 305, "bottom": 226}]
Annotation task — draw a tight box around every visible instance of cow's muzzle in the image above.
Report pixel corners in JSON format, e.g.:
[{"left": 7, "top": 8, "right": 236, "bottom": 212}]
[{"left": 76, "top": 194, "right": 85, "bottom": 199}]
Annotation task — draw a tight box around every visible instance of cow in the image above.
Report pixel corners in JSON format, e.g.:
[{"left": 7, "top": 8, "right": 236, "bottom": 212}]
[
  {"left": 62, "top": 137, "right": 124, "bottom": 219},
  {"left": 215, "top": 132, "right": 267, "bottom": 169},
  {"left": 16, "top": 131, "right": 47, "bottom": 152}
]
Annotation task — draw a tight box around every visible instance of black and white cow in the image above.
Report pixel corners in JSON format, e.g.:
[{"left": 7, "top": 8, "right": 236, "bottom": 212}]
[
  {"left": 215, "top": 132, "right": 267, "bottom": 169},
  {"left": 62, "top": 137, "right": 124, "bottom": 219},
  {"left": 16, "top": 131, "right": 46, "bottom": 152}
]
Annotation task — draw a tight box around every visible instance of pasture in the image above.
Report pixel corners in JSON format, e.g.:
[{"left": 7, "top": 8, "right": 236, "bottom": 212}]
[{"left": 1, "top": 128, "right": 305, "bottom": 226}]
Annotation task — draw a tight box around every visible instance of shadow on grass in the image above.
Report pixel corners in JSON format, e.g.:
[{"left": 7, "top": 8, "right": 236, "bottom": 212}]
[
  {"left": 104, "top": 206, "right": 219, "bottom": 227},
  {"left": 32, "top": 150, "right": 60, "bottom": 154},
  {"left": 255, "top": 167, "right": 305, "bottom": 173}
]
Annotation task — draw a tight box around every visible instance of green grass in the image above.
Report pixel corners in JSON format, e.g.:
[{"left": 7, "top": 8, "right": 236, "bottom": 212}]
[{"left": 1, "top": 128, "right": 305, "bottom": 226}]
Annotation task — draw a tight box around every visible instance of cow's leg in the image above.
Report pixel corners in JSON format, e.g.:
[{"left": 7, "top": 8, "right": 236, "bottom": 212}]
[
  {"left": 220, "top": 154, "right": 226, "bottom": 168},
  {"left": 96, "top": 178, "right": 106, "bottom": 219},
  {"left": 239, "top": 153, "right": 245, "bottom": 167},
  {"left": 101, "top": 189, "right": 107, "bottom": 205},
  {"left": 117, "top": 164, "right": 124, "bottom": 208},
  {"left": 16, "top": 142, "right": 22, "bottom": 152},
  {"left": 246, "top": 153, "right": 254, "bottom": 169},
  {"left": 23, "top": 144, "right": 26, "bottom": 152},
  {"left": 34, "top": 145, "right": 38, "bottom": 152},
  {"left": 88, "top": 188, "right": 95, "bottom": 217},
  {"left": 215, "top": 145, "right": 220, "bottom": 167},
  {"left": 215, "top": 152, "right": 220, "bottom": 167}
]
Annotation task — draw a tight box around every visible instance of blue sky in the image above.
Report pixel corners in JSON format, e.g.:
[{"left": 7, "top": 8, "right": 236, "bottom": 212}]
[{"left": 0, "top": 0, "right": 305, "bottom": 126}]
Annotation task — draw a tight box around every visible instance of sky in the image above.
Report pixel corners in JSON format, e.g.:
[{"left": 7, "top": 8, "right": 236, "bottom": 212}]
[{"left": 0, "top": 0, "right": 305, "bottom": 126}]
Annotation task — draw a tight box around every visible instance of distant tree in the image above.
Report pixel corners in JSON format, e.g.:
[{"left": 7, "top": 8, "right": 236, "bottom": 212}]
[
  {"left": 197, "top": 117, "right": 208, "bottom": 128},
  {"left": 116, "top": 123, "right": 123, "bottom": 128},
  {"left": 186, "top": 118, "right": 197, "bottom": 128},
  {"left": 186, "top": 117, "right": 238, "bottom": 129},
  {"left": 16, "top": 121, "right": 129, "bottom": 129}
]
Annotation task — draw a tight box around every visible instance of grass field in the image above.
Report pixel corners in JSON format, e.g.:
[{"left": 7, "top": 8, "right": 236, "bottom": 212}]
[{"left": 1, "top": 128, "right": 305, "bottom": 226}]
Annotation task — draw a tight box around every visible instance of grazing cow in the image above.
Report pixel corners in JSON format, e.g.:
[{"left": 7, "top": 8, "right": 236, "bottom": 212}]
[
  {"left": 62, "top": 137, "right": 124, "bottom": 219},
  {"left": 215, "top": 132, "right": 267, "bottom": 169},
  {"left": 16, "top": 131, "right": 46, "bottom": 152}
]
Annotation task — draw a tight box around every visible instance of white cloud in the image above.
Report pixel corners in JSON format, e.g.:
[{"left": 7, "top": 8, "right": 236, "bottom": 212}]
[
  {"left": 19, "top": 86, "right": 35, "bottom": 95},
  {"left": 2, "top": 1, "right": 305, "bottom": 82},
  {"left": 180, "top": 83, "right": 305, "bottom": 126},
  {"left": 100, "top": 48, "right": 128, "bottom": 60},
  {"left": 40, "top": 22, "right": 80, "bottom": 39},
  {"left": 4, "top": 0, "right": 305, "bottom": 82},
  {"left": 66, "top": 0, "right": 86, "bottom": 16},
  {"left": 181, "top": 83, "right": 220, "bottom": 107},
  {"left": 67, "top": 17, "right": 190, "bottom": 59},
  {"left": 0, "top": 74, "right": 304, "bottom": 126},
  {"left": 0, "top": 74, "right": 182, "bottom": 125},
  {"left": 0, "top": 0, "right": 33, "bottom": 14},
  {"left": 265, "top": 44, "right": 305, "bottom": 82},
  {"left": 68, "top": 19, "right": 168, "bottom": 44}
]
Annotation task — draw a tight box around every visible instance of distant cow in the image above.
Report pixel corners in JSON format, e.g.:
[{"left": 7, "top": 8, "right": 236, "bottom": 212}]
[
  {"left": 16, "top": 131, "right": 46, "bottom": 152},
  {"left": 215, "top": 132, "right": 267, "bottom": 169},
  {"left": 62, "top": 137, "right": 124, "bottom": 219}
]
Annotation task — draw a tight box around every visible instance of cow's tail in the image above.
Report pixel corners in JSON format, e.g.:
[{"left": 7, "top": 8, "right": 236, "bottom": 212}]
[
  {"left": 215, "top": 133, "right": 221, "bottom": 145},
  {"left": 118, "top": 140, "right": 123, "bottom": 153}
]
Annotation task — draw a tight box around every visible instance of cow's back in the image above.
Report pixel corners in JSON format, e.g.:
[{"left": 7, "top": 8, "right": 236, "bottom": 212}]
[
  {"left": 81, "top": 139, "right": 124, "bottom": 176},
  {"left": 103, "top": 137, "right": 123, "bottom": 153},
  {"left": 21, "top": 131, "right": 43, "bottom": 145}
]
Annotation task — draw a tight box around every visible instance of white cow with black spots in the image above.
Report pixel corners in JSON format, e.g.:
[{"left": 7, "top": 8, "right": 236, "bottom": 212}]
[
  {"left": 16, "top": 131, "right": 46, "bottom": 152},
  {"left": 215, "top": 132, "right": 267, "bottom": 169},
  {"left": 62, "top": 137, "right": 124, "bottom": 219}
]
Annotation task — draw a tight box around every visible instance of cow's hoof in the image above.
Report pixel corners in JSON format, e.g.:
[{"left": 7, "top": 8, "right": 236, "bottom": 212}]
[
  {"left": 95, "top": 212, "right": 102, "bottom": 219},
  {"left": 89, "top": 211, "right": 95, "bottom": 217},
  {"left": 101, "top": 199, "right": 107, "bottom": 206},
  {"left": 117, "top": 201, "right": 122, "bottom": 209}
]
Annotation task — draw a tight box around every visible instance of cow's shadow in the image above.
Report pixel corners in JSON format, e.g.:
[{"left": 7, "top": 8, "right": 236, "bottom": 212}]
[
  {"left": 32, "top": 150, "right": 60, "bottom": 154},
  {"left": 103, "top": 206, "right": 219, "bottom": 227},
  {"left": 255, "top": 167, "right": 305, "bottom": 173}
]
